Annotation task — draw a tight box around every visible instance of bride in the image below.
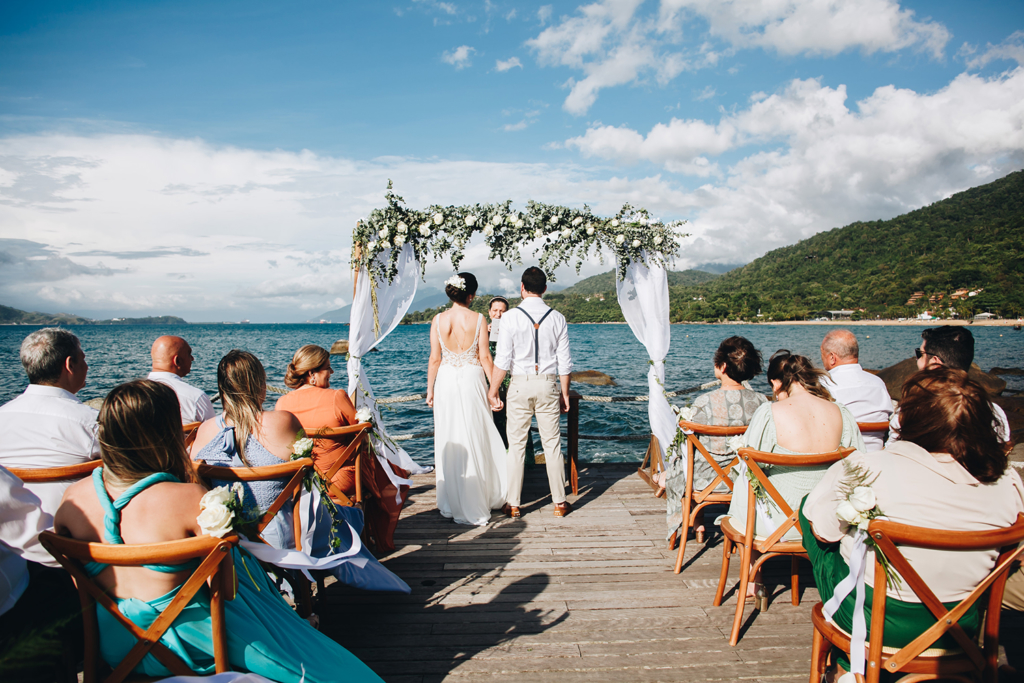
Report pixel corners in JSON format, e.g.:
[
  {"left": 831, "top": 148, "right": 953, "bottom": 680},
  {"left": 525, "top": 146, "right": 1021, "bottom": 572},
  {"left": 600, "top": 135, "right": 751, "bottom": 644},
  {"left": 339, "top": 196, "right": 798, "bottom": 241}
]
[{"left": 426, "top": 272, "right": 508, "bottom": 525}]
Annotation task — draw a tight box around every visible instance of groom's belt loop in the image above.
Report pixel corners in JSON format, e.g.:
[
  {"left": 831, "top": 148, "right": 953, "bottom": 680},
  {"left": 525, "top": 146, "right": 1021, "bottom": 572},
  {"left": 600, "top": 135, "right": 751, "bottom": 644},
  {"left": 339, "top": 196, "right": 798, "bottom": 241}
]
[{"left": 517, "top": 307, "right": 554, "bottom": 373}]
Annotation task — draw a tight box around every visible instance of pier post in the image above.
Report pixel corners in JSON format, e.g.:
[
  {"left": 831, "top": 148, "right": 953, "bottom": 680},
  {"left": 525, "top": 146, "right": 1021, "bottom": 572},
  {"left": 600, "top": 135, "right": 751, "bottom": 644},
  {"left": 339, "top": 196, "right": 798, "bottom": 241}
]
[{"left": 567, "top": 390, "right": 580, "bottom": 495}]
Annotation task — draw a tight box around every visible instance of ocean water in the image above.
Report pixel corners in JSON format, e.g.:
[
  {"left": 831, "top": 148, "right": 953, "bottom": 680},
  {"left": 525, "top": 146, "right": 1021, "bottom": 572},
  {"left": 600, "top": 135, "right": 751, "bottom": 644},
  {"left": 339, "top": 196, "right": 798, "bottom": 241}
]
[{"left": 2, "top": 322, "right": 1022, "bottom": 466}]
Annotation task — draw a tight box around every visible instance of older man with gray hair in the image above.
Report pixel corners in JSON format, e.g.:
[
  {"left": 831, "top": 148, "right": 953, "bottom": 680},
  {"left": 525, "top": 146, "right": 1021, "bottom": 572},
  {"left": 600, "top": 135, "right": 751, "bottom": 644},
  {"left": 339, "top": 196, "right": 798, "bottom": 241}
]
[
  {"left": 0, "top": 328, "right": 100, "bottom": 518},
  {"left": 820, "top": 328, "right": 892, "bottom": 451}
]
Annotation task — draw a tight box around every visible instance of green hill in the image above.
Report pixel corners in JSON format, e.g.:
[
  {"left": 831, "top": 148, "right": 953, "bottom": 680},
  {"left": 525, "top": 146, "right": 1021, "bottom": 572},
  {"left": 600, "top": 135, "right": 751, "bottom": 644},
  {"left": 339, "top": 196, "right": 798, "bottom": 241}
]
[
  {"left": 675, "top": 170, "right": 1024, "bottom": 321},
  {"left": 561, "top": 269, "right": 720, "bottom": 296},
  {"left": 0, "top": 305, "right": 187, "bottom": 326}
]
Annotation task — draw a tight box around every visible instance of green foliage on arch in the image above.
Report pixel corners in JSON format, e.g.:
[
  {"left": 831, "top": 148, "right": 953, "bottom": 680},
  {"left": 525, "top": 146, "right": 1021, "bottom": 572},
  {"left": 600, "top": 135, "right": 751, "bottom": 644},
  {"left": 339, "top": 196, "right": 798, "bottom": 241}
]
[{"left": 353, "top": 182, "right": 688, "bottom": 283}]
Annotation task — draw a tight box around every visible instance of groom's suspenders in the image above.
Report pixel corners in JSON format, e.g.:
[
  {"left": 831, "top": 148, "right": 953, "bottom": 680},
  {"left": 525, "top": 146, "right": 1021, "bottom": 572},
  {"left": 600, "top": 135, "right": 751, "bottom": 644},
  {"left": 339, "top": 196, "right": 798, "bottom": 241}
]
[{"left": 517, "top": 307, "right": 555, "bottom": 374}]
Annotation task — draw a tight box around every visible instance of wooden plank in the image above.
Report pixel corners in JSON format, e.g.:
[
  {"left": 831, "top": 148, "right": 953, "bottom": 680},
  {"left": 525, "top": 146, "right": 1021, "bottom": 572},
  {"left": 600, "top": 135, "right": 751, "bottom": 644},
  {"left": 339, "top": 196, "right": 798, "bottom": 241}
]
[{"left": 316, "top": 463, "right": 824, "bottom": 682}]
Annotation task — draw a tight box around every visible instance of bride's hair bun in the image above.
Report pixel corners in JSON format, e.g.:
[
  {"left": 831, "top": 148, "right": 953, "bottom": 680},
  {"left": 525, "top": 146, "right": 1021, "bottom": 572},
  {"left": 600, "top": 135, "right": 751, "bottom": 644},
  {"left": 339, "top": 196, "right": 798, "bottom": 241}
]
[{"left": 445, "top": 272, "right": 479, "bottom": 304}]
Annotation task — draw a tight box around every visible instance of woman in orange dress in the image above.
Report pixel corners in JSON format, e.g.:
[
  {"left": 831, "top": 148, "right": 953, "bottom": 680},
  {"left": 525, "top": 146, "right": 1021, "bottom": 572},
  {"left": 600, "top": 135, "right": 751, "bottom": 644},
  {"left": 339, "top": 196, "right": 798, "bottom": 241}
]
[{"left": 275, "top": 344, "right": 408, "bottom": 553}]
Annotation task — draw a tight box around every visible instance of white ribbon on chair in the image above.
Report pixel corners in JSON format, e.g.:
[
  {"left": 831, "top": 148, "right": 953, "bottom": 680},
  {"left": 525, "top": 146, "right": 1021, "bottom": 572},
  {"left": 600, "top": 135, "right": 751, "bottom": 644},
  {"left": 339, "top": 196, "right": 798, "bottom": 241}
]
[
  {"left": 240, "top": 485, "right": 367, "bottom": 582},
  {"left": 733, "top": 460, "right": 779, "bottom": 536},
  {"left": 347, "top": 243, "right": 431, "bottom": 501},
  {"left": 616, "top": 255, "right": 677, "bottom": 477},
  {"left": 822, "top": 528, "right": 870, "bottom": 681}
]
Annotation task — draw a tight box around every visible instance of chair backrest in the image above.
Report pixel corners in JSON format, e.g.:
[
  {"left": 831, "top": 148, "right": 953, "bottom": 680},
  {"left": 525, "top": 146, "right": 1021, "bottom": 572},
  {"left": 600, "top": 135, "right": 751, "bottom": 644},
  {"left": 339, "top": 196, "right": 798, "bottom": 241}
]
[
  {"left": 864, "top": 514, "right": 1024, "bottom": 679},
  {"left": 857, "top": 421, "right": 890, "bottom": 433},
  {"left": 39, "top": 530, "right": 238, "bottom": 683},
  {"left": 194, "top": 457, "right": 314, "bottom": 548},
  {"left": 182, "top": 421, "right": 202, "bottom": 448},
  {"left": 677, "top": 420, "right": 747, "bottom": 496},
  {"left": 303, "top": 423, "right": 373, "bottom": 505},
  {"left": 737, "top": 447, "right": 854, "bottom": 547},
  {"left": 7, "top": 459, "right": 102, "bottom": 483}
]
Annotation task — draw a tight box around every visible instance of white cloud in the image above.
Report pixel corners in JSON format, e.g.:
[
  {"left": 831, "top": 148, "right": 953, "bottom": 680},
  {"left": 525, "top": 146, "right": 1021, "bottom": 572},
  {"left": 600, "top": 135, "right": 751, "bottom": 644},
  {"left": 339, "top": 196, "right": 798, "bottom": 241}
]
[
  {"left": 0, "top": 133, "right": 697, "bottom": 318},
  {"left": 694, "top": 85, "right": 716, "bottom": 101},
  {"left": 495, "top": 56, "right": 523, "bottom": 71},
  {"left": 566, "top": 67, "right": 1024, "bottom": 266},
  {"left": 661, "top": 0, "right": 950, "bottom": 58},
  {"left": 442, "top": 45, "right": 476, "bottom": 69},
  {"left": 526, "top": 0, "right": 952, "bottom": 114},
  {"left": 961, "top": 31, "right": 1024, "bottom": 70},
  {"left": 504, "top": 121, "right": 529, "bottom": 131},
  {"left": 537, "top": 5, "right": 552, "bottom": 25}
]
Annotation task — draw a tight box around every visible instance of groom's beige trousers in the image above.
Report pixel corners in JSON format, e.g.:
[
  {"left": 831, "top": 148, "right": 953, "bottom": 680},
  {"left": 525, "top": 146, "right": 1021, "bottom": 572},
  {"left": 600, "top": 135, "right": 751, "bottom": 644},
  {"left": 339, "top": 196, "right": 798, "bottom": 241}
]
[{"left": 505, "top": 373, "right": 566, "bottom": 507}]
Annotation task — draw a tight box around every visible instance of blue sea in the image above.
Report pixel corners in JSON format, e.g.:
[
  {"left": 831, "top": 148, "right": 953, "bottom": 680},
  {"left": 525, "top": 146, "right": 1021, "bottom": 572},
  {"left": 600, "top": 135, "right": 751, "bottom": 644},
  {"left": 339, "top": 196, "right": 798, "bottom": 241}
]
[{"left": 2, "top": 323, "right": 1022, "bottom": 466}]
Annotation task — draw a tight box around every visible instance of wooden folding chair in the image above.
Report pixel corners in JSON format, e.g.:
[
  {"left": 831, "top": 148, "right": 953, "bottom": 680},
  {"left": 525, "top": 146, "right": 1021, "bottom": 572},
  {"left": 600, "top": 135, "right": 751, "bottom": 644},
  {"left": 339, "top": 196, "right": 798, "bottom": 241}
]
[
  {"left": 305, "top": 422, "right": 373, "bottom": 508},
  {"left": 39, "top": 530, "right": 238, "bottom": 683},
  {"left": 715, "top": 446, "right": 854, "bottom": 646},
  {"left": 857, "top": 421, "right": 890, "bottom": 445},
  {"left": 672, "top": 420, "right": 747, "bottom": 573},
  {"left": 810, "top": 514, "right": 1024, "bottom": 683},
  {"left": 183, "top": 421, "right": 202, "bottom": 448},
  {"left": 7, "top": 459, "right": 101, "bottom": 483},
  {"left": 636, "top": 434, "right": 666, "bottom": 496},
  {"left": 194, "top": 457, "right": 315, "bottom": 617}
]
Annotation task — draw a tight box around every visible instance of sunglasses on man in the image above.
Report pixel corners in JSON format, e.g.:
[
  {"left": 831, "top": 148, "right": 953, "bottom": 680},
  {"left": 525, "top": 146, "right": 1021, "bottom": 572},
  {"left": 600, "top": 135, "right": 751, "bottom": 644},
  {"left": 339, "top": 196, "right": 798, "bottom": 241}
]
[{"left": 915, "top": 347, "right": 942, "bottom": 363}]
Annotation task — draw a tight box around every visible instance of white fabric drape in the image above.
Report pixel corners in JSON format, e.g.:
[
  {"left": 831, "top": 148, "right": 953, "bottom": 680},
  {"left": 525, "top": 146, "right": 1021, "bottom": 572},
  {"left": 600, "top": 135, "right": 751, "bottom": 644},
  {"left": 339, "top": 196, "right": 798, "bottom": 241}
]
[
  {"left": 347, "top": 244, "right": 432, "bottom": 489},
  {"left": 615, "top": 255, "right": 677, "bottom": 475}
]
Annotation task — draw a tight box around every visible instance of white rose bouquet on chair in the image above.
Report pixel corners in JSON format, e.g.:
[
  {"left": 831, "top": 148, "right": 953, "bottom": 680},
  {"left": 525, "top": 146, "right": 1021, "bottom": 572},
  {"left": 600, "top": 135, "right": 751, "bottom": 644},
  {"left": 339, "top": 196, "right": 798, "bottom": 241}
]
[
  {"left": 197, "top": 483, "right": 246, "bottom": 538},
  {"left": 836, "top": 460, "right": 899, "bottom": 589}
]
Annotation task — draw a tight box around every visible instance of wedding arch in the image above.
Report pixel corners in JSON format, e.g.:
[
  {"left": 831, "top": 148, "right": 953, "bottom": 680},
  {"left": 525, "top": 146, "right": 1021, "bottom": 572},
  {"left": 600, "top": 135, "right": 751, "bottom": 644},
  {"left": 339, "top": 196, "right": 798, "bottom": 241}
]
[{"left": 346, "top": 183, "right": 689, "bottom": 489}]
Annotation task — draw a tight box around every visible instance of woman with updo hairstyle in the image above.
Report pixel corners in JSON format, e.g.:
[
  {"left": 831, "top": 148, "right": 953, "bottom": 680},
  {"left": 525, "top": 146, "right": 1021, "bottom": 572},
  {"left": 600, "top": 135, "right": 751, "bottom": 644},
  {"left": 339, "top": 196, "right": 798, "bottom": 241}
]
[
  {"left": 802, "top": 367, "right": 1024, "bottom": 675},
  {"left": 664, "top": 336, "right": 768, "bottom": 544},
  {"left": 720, "top": 350, "right": 864, "bottom": 602},
  {"left": 55, "top": 380, "right": 384, "bottom": 682},
  {"left": 445, "top": 271, "right": 478, "bottom": 304},
  {"left": 427, "top": 271, "right": 508, "bottom": 526},
  {"left": 275, "top": 344, "right": 409, "bottom": 553}
]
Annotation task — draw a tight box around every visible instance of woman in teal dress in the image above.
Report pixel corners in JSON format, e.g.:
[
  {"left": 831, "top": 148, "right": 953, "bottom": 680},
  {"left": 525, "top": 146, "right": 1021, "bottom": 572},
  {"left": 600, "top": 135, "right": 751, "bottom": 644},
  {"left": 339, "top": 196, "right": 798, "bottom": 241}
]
[{"left": 54, "top": 379, "right": 383, "bottom": 682}]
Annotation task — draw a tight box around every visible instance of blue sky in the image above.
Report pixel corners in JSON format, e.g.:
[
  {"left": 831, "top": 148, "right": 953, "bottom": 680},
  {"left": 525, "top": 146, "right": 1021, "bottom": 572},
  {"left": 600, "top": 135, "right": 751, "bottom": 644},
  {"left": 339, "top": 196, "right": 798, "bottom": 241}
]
[{"left": 1, "top": 0, "right": 1023, "bottom": 321}]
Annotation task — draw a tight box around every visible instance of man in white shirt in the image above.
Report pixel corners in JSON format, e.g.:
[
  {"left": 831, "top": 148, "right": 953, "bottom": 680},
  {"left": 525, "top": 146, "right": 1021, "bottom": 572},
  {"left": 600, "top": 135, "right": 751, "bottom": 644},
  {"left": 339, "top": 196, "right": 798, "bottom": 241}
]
[
  {"left": 147, "top": 335, "right": 215, "bottom": 424},
  {"left": 0, "top": 328, "right": 100, "bottom": 518},
  {"left": 888, "top": 325, "right": 1011, "bottom": 445},
  {"left": 819, "top": 329, "right": 893, "bottom": 451},
  {"left": 489, "top": 267, "right": 574, "bottom": 518}
]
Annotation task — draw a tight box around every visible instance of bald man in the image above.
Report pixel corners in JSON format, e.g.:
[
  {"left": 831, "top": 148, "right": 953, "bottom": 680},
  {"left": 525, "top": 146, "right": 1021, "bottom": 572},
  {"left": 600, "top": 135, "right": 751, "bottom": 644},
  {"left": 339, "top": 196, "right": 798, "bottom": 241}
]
[
  {"left": 147, "top": 336, "right": 215, "bottom": 424},
  {"left": 820, "top": 329, "right": 892, "bottom": 451}
]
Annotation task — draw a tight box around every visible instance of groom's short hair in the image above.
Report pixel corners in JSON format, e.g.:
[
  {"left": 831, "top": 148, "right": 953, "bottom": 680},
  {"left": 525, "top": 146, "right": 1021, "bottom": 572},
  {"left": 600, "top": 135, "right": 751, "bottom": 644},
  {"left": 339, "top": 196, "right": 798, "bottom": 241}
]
[{"left": 522, "top": 267, "right": 547, "bottom": 295}]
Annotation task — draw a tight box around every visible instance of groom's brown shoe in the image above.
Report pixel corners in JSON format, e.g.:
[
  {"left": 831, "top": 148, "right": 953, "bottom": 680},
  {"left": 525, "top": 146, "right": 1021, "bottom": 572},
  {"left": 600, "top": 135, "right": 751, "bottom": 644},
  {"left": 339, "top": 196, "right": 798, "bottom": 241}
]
[
  {"left": 553, "top": 501, "right": 572, "bottom": 517},
  {"left": 502, "top": 504, "right": 521, "bottom": 518}
]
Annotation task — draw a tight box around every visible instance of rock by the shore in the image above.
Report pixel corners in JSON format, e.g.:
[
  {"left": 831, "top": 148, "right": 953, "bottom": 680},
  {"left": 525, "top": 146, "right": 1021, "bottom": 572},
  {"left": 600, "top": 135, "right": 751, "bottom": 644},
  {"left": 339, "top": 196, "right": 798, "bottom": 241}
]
[
  {"left": 992, "top": 367, "right": 1024, "bottom": 377},
  {"left": 874, "top": 357, "right": 1007, "bottom": 400},
  {"left": 83, "top": 397, "right": 105, "bottom": 410},
  {"left": 571, "top": 370, "right": 617, "bottom": 386},
  {"left": 330, "top": 340, "right": 348, "bottom": 355}
]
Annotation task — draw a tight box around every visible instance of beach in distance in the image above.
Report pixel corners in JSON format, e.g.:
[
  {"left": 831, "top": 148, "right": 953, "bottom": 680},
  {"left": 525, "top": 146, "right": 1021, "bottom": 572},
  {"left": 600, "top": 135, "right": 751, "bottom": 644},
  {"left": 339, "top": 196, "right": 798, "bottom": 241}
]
[{"left": 1, "top": 322, "right": 1022, "bottom": 467}]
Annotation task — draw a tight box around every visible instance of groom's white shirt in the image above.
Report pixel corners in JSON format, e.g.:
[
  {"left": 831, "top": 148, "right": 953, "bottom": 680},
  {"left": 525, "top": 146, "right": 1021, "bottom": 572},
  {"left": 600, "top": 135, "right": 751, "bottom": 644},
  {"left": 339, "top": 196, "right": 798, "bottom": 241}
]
[{"left": 493, "top": 298, "right": 573, "bottom": 376}]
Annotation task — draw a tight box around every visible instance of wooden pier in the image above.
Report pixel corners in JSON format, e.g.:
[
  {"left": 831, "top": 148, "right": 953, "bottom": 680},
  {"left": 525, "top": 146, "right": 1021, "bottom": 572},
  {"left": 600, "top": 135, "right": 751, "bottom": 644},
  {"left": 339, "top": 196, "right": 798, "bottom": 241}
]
[{"left": 321, "top": 463, "right": 819, "bottom": 682}]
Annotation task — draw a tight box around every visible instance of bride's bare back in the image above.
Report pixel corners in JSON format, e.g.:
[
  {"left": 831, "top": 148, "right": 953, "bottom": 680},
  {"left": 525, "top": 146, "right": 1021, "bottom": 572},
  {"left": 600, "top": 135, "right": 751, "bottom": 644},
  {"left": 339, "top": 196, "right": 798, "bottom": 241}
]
[{"left": 437, "top": 306, "right": 481, "bottom": 353}]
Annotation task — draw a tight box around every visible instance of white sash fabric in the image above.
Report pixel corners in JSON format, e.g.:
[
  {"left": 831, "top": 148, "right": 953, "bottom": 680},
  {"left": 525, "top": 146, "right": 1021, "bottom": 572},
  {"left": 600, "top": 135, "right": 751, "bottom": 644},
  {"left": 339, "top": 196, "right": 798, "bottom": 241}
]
[
  {"left": 347, "top": 243, "right": 431, "bottom": 500},
  {"left": 733, "top": 460, "right": 779, "bottom": 535},
  {"left": 822, "top": 528, "right": 870, "bottom": 680},
  {"left": 239, "top": 485, "right": 367, "bottom": 582}
]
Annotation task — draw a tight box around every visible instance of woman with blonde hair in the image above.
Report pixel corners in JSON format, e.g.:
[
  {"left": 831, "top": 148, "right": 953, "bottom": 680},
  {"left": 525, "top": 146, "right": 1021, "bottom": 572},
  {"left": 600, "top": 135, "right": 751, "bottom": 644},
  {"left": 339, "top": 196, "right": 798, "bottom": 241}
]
[
  {"left": 275, "top": 344, "right": 409, "bottom": 552},
  {"left": 191, "top": 350, "right": 409, "bottom": 593},
  {"left": 55, "top": 379, "right": 383, "bottom": 681}
]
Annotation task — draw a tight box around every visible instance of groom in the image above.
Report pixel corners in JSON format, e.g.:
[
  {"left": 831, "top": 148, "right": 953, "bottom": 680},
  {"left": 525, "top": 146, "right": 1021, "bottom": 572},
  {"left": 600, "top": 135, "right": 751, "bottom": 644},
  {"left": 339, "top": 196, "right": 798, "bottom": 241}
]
[{"left": 488, "top": 267, "right": 573, "bottom": 518}]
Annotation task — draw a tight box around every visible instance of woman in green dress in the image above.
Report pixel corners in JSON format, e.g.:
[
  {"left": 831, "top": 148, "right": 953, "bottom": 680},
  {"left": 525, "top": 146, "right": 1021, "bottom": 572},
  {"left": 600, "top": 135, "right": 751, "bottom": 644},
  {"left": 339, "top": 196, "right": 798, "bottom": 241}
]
[{"left": 54, "top": 379, "right": 383, "bottom": 682}]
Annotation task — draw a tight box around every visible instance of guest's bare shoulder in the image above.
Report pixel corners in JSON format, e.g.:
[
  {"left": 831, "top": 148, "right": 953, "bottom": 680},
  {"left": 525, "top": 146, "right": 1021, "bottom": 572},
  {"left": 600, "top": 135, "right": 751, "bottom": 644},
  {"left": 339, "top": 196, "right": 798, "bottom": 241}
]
[
  {"left": 190, "top": 416, "right": 221, "bottom": 457},
  {"left": 261, "top": 409, "right": 302, "bottom": 438}
]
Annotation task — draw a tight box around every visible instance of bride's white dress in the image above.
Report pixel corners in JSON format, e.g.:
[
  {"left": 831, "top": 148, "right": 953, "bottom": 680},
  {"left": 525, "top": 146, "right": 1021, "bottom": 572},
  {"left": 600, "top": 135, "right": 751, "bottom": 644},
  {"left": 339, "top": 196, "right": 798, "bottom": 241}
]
[{"left": 434, "top": 313, "right": 508, "bottom": 525}]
